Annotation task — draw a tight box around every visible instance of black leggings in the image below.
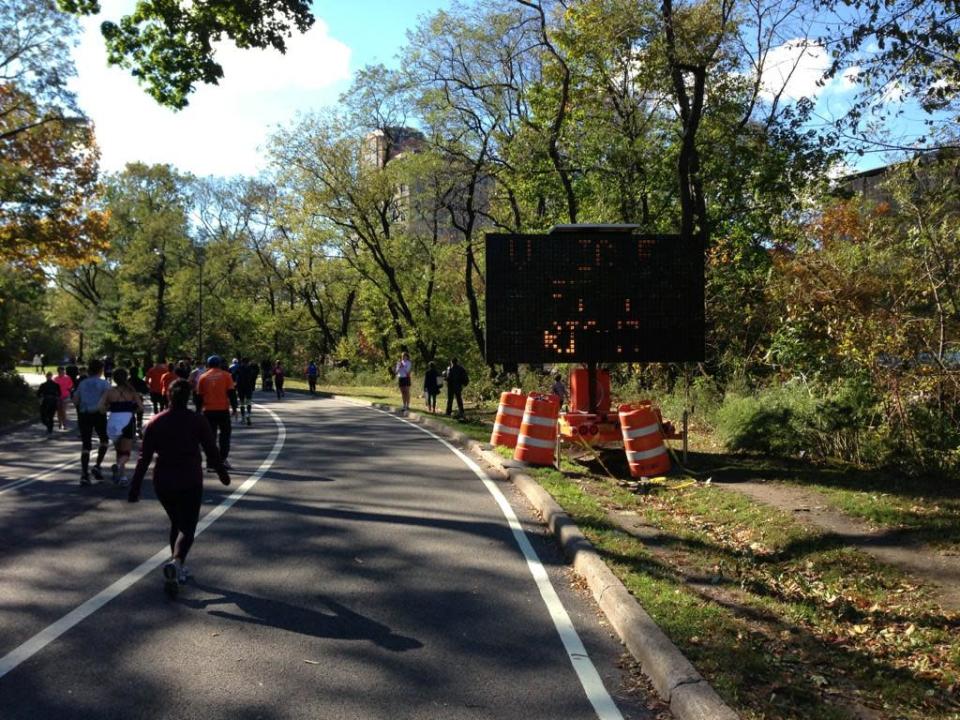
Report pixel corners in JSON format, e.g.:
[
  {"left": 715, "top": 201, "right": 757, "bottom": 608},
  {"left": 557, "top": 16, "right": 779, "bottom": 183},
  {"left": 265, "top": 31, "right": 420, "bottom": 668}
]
[
  {"left": 204, "top": 410, "right": 231, "bottom": 461},
  {"left": 78, "top": 412, "right": 109, "bottom": 474},
  {"left": 155, "top": 483, "right": 203, "bottom": 562}
]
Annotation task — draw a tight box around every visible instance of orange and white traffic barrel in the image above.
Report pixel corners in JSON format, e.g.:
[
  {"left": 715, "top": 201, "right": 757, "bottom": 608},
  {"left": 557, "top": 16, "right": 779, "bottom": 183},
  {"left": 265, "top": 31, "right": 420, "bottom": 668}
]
[
  {"left": 514, "top": 393, "right": 560, "bottom": 465},
  {"left": 491, "top": 390, "right": 527, "bottom": 448},
  {"left": 619, "top": 403, "right": 670, "bottom": 477}
]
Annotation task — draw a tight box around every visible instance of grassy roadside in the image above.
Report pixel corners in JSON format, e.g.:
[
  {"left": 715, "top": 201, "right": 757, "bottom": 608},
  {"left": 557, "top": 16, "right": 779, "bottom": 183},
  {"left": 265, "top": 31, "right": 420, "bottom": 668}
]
[
  {"left": 514, "top": 460, "right": 960, "bottom": 719},
  {"left": 679, "top": 445, "right": 960, "bottom": 551},
  {"left": 328, "top": 385, "right": 959, "bottom": 719}
]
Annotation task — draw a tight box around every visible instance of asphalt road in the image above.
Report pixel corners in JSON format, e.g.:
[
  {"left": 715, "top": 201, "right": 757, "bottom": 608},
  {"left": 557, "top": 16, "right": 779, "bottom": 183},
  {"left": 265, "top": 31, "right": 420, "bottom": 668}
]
[{"left": 0, "top": 391, "right": 661, "bottom": 719}]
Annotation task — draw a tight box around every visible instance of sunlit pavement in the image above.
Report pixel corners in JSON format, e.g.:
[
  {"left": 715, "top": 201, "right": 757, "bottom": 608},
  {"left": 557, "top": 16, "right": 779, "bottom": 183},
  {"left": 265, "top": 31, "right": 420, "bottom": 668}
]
[{"left": 0, "top": 393, "right": 658, "bottom": 719}]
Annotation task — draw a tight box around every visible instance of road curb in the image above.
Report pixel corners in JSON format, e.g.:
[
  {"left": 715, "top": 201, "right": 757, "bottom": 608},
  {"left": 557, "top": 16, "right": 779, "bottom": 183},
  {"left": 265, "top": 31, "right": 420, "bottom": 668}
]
[{"left": 362, "top": 401, "right": 739, "bottom": 720}]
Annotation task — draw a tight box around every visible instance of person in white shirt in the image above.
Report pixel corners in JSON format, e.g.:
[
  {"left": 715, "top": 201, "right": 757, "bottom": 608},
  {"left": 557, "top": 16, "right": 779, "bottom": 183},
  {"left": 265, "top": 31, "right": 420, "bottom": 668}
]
[{"left": 394, "top": 351, "right": 413, "bottom": 412}]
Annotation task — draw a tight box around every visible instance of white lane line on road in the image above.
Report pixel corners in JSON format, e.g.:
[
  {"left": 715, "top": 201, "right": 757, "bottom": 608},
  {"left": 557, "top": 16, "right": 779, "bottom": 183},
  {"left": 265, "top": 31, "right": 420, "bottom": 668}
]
[
  {"left": 369, "top": 406, "right": 624, "bottom": 720},
  {"left": 0, "top": 404, "right": 286, "bottom": 681},
  {"left": 0, "top": 458, "right": 77, "bottom": 495},
  {"left": 0, "top": 408, "right": 159, "bottom": 495}
]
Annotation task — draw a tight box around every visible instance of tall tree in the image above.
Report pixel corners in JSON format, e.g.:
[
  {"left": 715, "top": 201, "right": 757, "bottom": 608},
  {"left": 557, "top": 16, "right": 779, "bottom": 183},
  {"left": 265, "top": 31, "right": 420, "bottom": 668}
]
[{"left": 0, "top": 0, "right": 107, "bottom": 269}]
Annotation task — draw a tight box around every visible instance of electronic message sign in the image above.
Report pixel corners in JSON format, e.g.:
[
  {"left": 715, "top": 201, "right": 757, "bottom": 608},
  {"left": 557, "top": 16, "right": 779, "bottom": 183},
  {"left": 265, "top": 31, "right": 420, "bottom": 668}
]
[{"left": 485, "top": 227, "right": 704, "bottom": 363}]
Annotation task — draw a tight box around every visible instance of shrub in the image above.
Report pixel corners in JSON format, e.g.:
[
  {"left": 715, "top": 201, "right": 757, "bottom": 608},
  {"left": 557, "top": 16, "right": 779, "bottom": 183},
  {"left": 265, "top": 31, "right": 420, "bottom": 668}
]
[
  {"left": 715, "top": 386, "right": 816, "bottom": 456},
  {"left": 0, "top": 372, "right": 35, "bottom": 427}
]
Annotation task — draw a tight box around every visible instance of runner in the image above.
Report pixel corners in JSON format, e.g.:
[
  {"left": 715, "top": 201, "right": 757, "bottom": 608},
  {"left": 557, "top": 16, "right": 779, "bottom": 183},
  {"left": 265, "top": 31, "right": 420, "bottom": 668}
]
[
  {"left": 228, "top": 358, "right": 241, "bottom": 422},
  {"left": 52, "top": 366, "right": 73, "bottom": 430},
  {"left": 32, "top": 353, "right": 42, "bottom": 374},
  {"left": 160, "top": 362, "right": 178, "bottom": 405},
  {"left": 188, "top": 359, "right": 205, "bottom": 412},
  {"left": 73, "top": 358, "right": 111, "bottom": 485},
  {"left": 306, "top": 359, "right": 318, "bottom": 395},
  {"left": 145, "top": 358, "right": 167, "bottom": 414},
  {"left": 36, "top": 372, "right": 60, "bottom": 436},
  {"left": 127, "top": 379, "right": 231, "bottom": 597},
  {"left": 196, "top": 355, "right": 238, "bottom": 470},
  {"left": 236, "top": 357, "right": 259, "bottom": 425},
  {"left": 129, "top": 368, "right": 150, "bottom": 438},
  {"left": 98, "top": 367, "right": 144, "bottom": 487}
]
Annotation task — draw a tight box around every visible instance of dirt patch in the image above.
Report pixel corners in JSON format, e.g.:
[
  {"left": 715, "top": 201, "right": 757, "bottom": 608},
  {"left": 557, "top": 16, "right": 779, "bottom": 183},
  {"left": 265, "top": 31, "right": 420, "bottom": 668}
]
[{"left": 714, "top": 480, "right": 960, "bottom": 611}]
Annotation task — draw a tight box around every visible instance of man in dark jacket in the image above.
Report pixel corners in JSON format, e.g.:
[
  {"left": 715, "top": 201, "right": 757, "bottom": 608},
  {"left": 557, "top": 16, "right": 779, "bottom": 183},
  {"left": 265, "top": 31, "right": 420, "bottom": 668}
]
[
  {"left": 37, "top": 372, "right": 60, "bottom": 435},
  {"left": 444, "top": 358, "right": 469, "bottom": 420}
]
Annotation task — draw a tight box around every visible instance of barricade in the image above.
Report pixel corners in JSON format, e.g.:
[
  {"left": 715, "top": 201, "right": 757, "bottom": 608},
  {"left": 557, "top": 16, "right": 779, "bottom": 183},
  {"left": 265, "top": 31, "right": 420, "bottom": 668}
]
[
  {"left": 618, "top": 402, "right": 670, "bottom": 477},
  {"left": 570, "top": 367, "right": 611, "bottom": 414},
  {"left": 490, "top": 389, "right": 527, "bottom": 448},
  {"left": 514, "top": 393, "right": 560, "bottom": 466}
]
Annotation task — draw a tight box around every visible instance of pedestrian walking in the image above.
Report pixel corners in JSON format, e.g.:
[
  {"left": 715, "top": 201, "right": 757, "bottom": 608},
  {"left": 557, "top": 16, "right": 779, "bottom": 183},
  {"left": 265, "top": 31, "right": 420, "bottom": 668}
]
[
  {"left": 32, "top": 353, "right": 42, "bottom": 374},
  {"left": 444, "top": 358, "right": 469, "bottom": 420},
  {"left": 395, "top": 351, "right": 412, "bottom": 412},
  {"left": 237, "top": 358, "right": 258, "bottom": 425},
  {"left": 37, "top": 372, "right": 60, "bottom": 436},
  {"left": 196, "top": 355, "right": 238, "bottom": 469},
  {"left": 306, "top": 360, "right": 318, "bottom": 395},
  {"left": 103, "top": 355, "right": 114, "bottom": 381},
  {"left": 98, "top": 367, "right": 144, "bottom": 487},
  {"left": 273, "top": 361, "right": 285, "bottom": 399},
  {"left": 128, "top": 379, "right": 231, "bottom": 598},
  {"left": 423, "top": 361, "right": 441, "bottom": 414},
  {"left": 551, "top": 373, "right": 568, "bottom": 409},
  {"left": 73, "top": 358, "right": 112, "bottom": 485},
  {"left": 53, "top": 366, "right": 73, "bottom": 430}
]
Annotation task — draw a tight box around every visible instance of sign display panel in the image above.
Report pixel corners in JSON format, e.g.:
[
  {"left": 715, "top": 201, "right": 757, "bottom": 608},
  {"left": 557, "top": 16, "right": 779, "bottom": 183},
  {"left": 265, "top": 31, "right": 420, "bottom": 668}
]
[{"left": 485, "top": 229, "right": 704, "bottom": 363}]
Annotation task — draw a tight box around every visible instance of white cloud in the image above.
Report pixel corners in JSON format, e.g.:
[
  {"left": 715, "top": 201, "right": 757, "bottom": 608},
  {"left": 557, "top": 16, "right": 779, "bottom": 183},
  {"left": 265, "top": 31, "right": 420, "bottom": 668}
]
[
  {"left": 760, "top": 39, "right": 831, "bottom": 101},
  {"left": 69, "top": 1, "right": 351, "bottom": 177},
  {"left": 758, "top": 39, "right": 864, "bottom": 110}
]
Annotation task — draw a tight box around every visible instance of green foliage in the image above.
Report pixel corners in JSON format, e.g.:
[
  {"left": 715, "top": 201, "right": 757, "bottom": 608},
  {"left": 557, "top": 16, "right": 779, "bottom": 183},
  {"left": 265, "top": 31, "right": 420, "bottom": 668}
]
[
  {"left": 0, "top": 371, "right": 34, "bottom": 426},
  {"left": 60, "top": 0, "right": 314, "bottom": 109},
  {"left": 716, "top": 384, "right": 817, "bottom": 456}
]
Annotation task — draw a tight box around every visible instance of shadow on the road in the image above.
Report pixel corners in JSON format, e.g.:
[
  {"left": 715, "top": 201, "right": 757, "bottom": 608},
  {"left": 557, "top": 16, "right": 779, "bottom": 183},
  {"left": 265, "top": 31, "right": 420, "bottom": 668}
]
[
  {"left": 183, "top": 584, "right": 423, "bottom": 653},
  {"left": 262, "top": 468, "right": 338, "bottom": 483}
]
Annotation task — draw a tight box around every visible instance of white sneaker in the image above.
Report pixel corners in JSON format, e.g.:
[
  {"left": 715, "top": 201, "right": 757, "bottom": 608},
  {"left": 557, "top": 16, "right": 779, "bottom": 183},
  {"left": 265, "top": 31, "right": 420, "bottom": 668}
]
[{"left": 117, "top": 475, "right": 130, "bottom": 487}]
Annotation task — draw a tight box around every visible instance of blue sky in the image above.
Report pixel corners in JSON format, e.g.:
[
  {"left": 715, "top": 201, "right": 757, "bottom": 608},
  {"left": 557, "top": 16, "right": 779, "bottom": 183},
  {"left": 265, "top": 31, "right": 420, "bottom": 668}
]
[{"left": 71, "top": 0, "right": 451, "bottom": 177}]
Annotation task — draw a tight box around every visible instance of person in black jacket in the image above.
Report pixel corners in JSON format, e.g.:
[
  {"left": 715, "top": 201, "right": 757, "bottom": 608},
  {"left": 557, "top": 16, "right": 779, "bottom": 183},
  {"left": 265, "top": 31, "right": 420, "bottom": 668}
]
[
  {"left": 423, "top": 361, "right": 441, "bottom": 413},
  {"left": 37, "top": 372, "right": 60, "bottom": 435},
  {"left": 444, "top": 358, "right": 468, "bottom": 420}
]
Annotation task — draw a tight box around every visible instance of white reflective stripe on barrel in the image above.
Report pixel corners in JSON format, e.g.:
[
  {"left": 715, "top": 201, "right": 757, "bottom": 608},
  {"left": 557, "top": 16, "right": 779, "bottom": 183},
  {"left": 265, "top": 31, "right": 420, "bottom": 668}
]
[
  {"left": 522, "top": 414, "right": 557, "bottom": 427},
  {"left": 518, "top": 435, "right": 555, "bottom": 449},
  {"left": 492, "top": 422, "right": 520, "bottom": 435},
  {"left": 497, "top": 405, "right": 525, "bottom": 417},
  {"left": 624, "top": 422, "right": 660, "bottom": 439},
  {"left": 627, "top": 446, "right": 667, "bottom": 462}
]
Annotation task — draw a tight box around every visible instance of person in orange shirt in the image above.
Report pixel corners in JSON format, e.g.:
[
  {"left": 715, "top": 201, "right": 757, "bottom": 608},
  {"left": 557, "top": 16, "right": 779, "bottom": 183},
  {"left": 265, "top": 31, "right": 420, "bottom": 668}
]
[
  {"left": 145, "top": 358, "right": 168, "bottom": 414},
  {"left": 196, "top": 355, "right": 238, "bottom": 469},
  {"left": 160, "top": 362, "right": 178, "bottom": 401}
]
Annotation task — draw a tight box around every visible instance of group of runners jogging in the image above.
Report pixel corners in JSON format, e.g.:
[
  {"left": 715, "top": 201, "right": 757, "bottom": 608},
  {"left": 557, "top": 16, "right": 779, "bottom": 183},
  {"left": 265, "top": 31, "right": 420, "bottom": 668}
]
[
  {"left": 47, "top": 353, "right": 275, "bottom": 597},
  {"left": 29, "top": 352, "right": 323, "bottom": 597}
]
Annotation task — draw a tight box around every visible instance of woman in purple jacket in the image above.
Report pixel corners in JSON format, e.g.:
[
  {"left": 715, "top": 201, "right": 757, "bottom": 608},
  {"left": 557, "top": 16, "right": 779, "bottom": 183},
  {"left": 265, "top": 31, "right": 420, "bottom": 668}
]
[{"left": 128, "top": 379, "right": 231, "bottom": 598}]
